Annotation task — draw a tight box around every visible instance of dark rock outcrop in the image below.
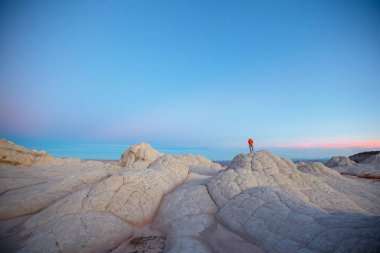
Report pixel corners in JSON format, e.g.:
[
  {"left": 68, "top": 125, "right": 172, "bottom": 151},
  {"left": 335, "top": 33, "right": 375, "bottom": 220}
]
[{"left": 349, "top": 151, "right": 380, "bottom": 163}]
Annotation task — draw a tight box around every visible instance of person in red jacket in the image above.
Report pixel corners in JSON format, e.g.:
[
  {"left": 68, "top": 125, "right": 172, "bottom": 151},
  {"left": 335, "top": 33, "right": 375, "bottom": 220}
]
[{"left": 248, "top": 137, "right": 254, "bottom": 153}]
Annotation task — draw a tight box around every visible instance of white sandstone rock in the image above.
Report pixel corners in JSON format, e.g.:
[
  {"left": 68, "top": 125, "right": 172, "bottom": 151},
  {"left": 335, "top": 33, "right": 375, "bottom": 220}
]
[
  {"left": 17, "top": 211, "right": 133, "bottom": 253},
  {"left": 0, "top": 139, "right": 53, "bottom": 166},
  {"left": 326, "top": 154, "right": 380, "bottom": 178},
  {"left": 119, "top": 142, "right": 163, "bottom": 167},
  {"left": 217, "top": 187, "right": 380, "bottom": 253},
  {"left": 207, "top": 150, "right": 380, "bottom": 253},
  {"left": 326, "top": 156, "right": 356, "bottom": 167},
  {"left": 0, "top": 161, "right": 112, "bottom": 221},
  {"left": 3, "top": 139, "right": 379, "bottom": 253},
  {"left": 152, "top": 185, "right": 218, "bottom": 253}
]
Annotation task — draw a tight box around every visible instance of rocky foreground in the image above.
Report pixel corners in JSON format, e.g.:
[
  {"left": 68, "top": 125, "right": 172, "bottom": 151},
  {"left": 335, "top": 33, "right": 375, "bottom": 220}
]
[{"left": 0, "top": 139, "right": 380, "bottom": 253}]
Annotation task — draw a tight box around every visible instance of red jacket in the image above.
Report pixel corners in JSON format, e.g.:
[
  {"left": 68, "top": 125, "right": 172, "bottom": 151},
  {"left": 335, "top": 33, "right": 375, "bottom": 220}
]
[{"left": 248, "top": 139, "right": 253, "bottom": 145}]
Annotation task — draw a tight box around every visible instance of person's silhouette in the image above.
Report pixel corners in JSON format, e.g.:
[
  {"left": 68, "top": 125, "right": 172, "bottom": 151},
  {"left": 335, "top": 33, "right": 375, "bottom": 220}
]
[{"left": 248, "top": 137, "right": 254, "bottom": 153}]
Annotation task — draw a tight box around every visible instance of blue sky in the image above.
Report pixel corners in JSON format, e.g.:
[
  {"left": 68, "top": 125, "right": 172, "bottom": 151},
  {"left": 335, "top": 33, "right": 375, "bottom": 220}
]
[{"left": 1, "top": 0, "right": 380, "bottom": 160}]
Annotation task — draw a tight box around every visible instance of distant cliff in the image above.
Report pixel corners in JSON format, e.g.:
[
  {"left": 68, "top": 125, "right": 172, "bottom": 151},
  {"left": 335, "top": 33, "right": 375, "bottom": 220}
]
[{"left": 349, "top": 151, "right": 380, "bottom": 163}]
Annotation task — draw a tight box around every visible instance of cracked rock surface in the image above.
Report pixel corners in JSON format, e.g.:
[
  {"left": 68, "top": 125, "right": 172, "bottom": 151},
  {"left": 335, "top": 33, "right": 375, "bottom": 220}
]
[
  {"left": 208, "top": 151, "right": 380, "bottom": 252},
  {"left": 1, "top": 140, "right": 380, "bottom": 253},
  {"left": 152, "top": 185, "right": 218, "bottom": 253}
]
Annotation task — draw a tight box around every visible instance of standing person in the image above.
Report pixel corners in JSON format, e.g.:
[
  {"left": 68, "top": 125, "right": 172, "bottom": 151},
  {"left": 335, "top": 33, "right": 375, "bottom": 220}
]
[{"left": 248, "top": 137, "right": 254, "bottom": 153}]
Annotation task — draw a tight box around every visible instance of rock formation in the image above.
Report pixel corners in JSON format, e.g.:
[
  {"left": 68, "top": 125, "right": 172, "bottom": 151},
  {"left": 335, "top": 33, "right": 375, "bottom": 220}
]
[
  {"left": 1, "top": 139, "right": 379, "bottom": 253},
  {"left": 326, "top": 156, "right": 356, "bottom": 167},
  {"left": 349, "top": 151, "right": 380, "bottom": 163},
  {"left": 326, "top": 153, "right": 380, "bottom": 178},
  {"left": 208, "top": 151, "right": 380, "bottom": 252},
  {"left": 119, "top": 142, "right": 163, "bottom": 167},
  {"left": 362, "top": 153, "right": 380, "bottom": 165},
  {"left": 0, "top": 139, "right": 53, "bottom": 166}
]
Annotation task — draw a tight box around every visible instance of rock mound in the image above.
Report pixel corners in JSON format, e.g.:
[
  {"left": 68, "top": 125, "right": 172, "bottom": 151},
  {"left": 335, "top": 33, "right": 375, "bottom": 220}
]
[
  {"left": 0, "top": 139, "right": 223, "bottom": 253},
  {"left": 326, "top": 156, "right": 356, "bottom": 167},
  {"left": 207, "top": 150, "right": 380, "bottom": 252},
  {"left": 326, "top": 153, "right": 380, "bottom": 178},
  {"left": 152, "top": 185, "right": 218, "bottom": 252},
  {"left": 349, "top": 151, "right": 380, "bottom": 163},
  {"left": 2, "top": 140, "right": 379, "bottom": 253},
  {"left": 362, "top": 153, "right": 380, "bottom": 165},
  {"left": 119, "top": 143, "right": 163, "bottom": 167},
  {"left": 0, "top": 139, "right": 53, "bottom": 166}
]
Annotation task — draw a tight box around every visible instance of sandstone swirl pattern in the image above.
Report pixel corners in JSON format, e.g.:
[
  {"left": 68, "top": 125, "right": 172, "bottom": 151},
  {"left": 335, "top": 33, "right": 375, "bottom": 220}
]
[{"left": 0, "top": 140, "right": 379, "bottom": 252}]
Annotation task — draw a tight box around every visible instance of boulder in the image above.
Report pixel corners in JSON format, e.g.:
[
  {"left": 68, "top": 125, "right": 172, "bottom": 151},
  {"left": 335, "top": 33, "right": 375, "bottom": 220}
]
[{"left": 119, "top": 142, "right": 163, "bottom": 167}]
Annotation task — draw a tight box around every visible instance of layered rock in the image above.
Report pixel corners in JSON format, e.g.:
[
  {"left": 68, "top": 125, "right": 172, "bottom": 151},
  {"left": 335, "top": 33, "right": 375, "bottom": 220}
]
[
  {"left": 0, "top": 139, "right": 53, "bottom": 166},
  {"left": 349, "top": 151, "right": 380, "bottom": 163},
  {"left": 326, "top": 153, "right": 380, "bottom": 178},
  {"left": 362, "top": 153, "right": 380, "bottom": 165}
]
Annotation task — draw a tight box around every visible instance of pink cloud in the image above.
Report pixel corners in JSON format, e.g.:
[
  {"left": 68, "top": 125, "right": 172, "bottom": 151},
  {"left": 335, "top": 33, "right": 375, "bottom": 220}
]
[{"left": 271, "top": 140, "right": 380, "bottom": 149}]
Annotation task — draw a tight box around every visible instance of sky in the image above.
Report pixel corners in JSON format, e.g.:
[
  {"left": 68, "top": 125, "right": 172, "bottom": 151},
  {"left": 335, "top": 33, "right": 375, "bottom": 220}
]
[{"left": 1, "top": 0, "right": 380, "bottom": 160}]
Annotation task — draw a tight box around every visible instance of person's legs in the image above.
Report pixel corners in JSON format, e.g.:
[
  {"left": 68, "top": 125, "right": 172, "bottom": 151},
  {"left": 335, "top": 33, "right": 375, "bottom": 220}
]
[{"left": 249, "top": 145, "right": 253, "bottom": 153}]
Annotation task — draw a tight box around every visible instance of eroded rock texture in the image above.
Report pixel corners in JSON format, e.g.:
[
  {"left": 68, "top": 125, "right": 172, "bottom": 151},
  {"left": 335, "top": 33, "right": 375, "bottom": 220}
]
[
  {"left": 119, "top": 142, "right": 163, "bottom": 167},
  {"left": 152, "top": 185, "right": 218, "bottom": 253},
  {"left": 1, "top": 140, "right": 380, "bottom": 253},
  {"left": 326, "top": 154, "right": 380, "bottom": 178},
  {"left": 0, "top": 139, "right": 53, "bottom": 166},
  {"left": 0, "top": 140, "right": 223, "bottom": 253},
  {"left": 326, "top": 156, "right": 356, "bottom": 167},
  {"left": 208, "top": 151, "right": 380, "bottom": 253}
]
